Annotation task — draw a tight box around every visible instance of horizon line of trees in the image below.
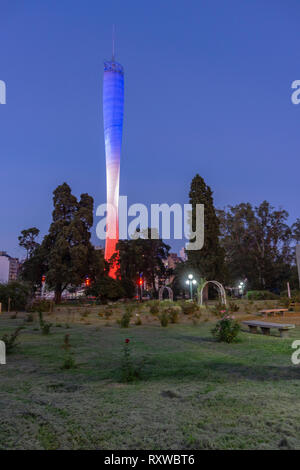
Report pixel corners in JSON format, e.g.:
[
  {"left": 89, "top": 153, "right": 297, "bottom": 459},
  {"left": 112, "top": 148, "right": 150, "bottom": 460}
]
[{"left": 9, "top": 176, "right": 300, "bottom": 304}]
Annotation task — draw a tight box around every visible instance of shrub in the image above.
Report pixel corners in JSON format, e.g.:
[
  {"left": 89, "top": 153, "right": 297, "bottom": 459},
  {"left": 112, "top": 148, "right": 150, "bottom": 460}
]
[
  {"left": 159, "top": 311, "right": 169, "bottom": 327},
  {"left": 121, "top": 339, "right": 141, "bottom": 382},
  {"left": 25, "top": 313, "right": 34, "bottom": 322},
  {"left": 167, "top": 306, "right": 181, "bottom": 323},
  {"left": 247, "top": 290, "right": 279, "bottom": 301},
  {"left": 38, "top": 311, "right": 52, "bottom": 335},
  {"left": 211, "top": 316, "right": 240, "bottom": 343},
  {"left": 27, "top": 299, "right": 52, "bottom": 313},
  {"left": 148, "top": 300, "right": 160, "bottom": 315},
  {"left": 61, "top": 334, "right": 76, "bottom": 369},
  {"left": 0, "top": 281, "right": 30, "bottom": 311},
  {"left": 1, "top": 326, "right": 24, "bottom": 353},
  {"left": 135, "top": 315, "right": 142, "bottom": 326},
  {"left": 119, "top": 310, "right": 132, "bottom": 328},
  {"left": 280, "top": 297, "right": 291, "bottom": 308},
  {"left": 228, "top": 301, "right": 239, "bottom": 313},
  {"left": 180, "top": 301, "right": 199, "bottom": 315},
  {"left": 104, "top": 307, "right": 113, "bottom": 319}
]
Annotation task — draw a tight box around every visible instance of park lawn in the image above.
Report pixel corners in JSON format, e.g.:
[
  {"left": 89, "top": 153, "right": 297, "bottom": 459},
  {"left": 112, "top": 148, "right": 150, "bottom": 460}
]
[{"left": 1, "top": 315, "right": 300, "bottom": 450}]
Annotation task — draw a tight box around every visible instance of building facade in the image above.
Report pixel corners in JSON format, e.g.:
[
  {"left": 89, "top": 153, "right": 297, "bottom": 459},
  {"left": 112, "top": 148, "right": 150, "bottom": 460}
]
[{"left": 0, "top": 252, "right": 20, "bottom": 283}]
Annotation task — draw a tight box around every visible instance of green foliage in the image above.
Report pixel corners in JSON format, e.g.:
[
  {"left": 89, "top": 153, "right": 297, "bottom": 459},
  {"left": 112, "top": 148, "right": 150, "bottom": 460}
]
[
  {"left": 247, "top": 290, "right": 279, "bottom": 301},
  {"left": 119, "top": 309, "right": 132, "bottom": 328},
  {"left": 0, "top": 282, "right": 31, "bottom": 311},
  {"left": 61, "top": 334, "right": 76, "bottom": 369},
  {"left": 211, "top": 316, "right": 240, "bottom": 343},
  {"left": 135, "top": 315, "right": 142, "bottom": 326},
  {"left": 25, "top": 313, "right": 34, "bottom": 322},
  {"left": 116, "top": 229, "right": 170, "bottom": 292},
  {"left": 121, "top": 339, "right": 141, "bottom": 382},
  {"left": 148, "top": 300, "right": 160, "bottom": 315},
  {"left": 104, "top": 307, "right": 113, "bottom": 319},
  {"left": 36, "top": 183, "right": 104, "bottom": 303},
  {"left": 218, "top": 201, "right": 293, "bottom": 291},
  {"left": 167, "top": 306, "right": 181, "bottom": 323},
  {"left": 187, "top": 174, "right": 226, "bottom": 281},
  {"left": 180, "top": 301, "right": 199, "bottom": 315},
  {"left": 27, "top": 299, "right": 52, "bottom": 313},
  {"left": 18, "top": 227, "right": 40, "bottom": 259},
  {"left": 38, "top": 311, "right": 52, "bottom": 335},
  {"left": 159, "top": 311, "right": 169, "bottom": 327},
  {"left": 1, "top": 327, "right": 24, "bottom": 353},
  {"left": 86, "top": 277, "right": 125, "bottom": 302},
  {"left": 228, "top": 301, "right": 240, "bottom": 313}
]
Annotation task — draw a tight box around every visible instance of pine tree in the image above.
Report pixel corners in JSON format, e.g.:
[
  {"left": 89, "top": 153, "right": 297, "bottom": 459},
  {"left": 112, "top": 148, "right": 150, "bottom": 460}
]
[{"left": 187, "top": 174, "right": 225, "bottom": 281}]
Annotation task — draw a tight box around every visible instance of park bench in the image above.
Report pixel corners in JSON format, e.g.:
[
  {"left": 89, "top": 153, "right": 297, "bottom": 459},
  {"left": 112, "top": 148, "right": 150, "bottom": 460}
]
[
  {"left": 258, "top": 308, "right": 288, "bottom": 317},
  {"left": 242, "top": 320, "right": 295, "bottom": 338}
]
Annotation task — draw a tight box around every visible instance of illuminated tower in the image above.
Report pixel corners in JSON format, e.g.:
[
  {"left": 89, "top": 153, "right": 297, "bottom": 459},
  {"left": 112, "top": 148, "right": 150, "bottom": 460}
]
[{"left": 103, "top": 38, "right": 124, "bottom": 278}]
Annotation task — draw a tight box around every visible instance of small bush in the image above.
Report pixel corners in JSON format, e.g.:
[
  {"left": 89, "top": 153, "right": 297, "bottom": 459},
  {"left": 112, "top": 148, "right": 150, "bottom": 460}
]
[
  {"left": 149, "top": 300, "right": 160, "bottom": 315},
  {"left": 104, "top": 307, "right": 113, "bottom": 319},
  {"left": 27, "top": 299, "right": 52, "bottom": 313},
  {"left": 38, "top": 311, "right": 52, "bottom": 335},
  {"left": 167, "top": 306, "right": 181, "bottom": 323},
  {"left": 159, "top": 311, "right": 169, "bottom": 327},
  {"left": 119, "top": 310, "right": 132, "bottom": 328},
  {"left": 1, "top": 326, "right": 24, "bottom": 353},
  {"left": 61, "top": 334, "right": 76, "bottom": 369},
  {"left": 121, "top": 339, "right": 141, "bottom": 382},
  {"left": 180, "top": 301, "right": 199, "bottom": 315},
  {"left": 228, "top": 301, "right": 239, "bottom": 313},
  {"left": 135, "top": 315, "right": 142, "bottom": 326},
  {"left": 211, "top": 316, "right": 240, "bottom": 343},
  {"left": 25, "top": 313, "right": 34, "bottom": 322},
  {"left": 280, "top": 297, "right": 291, "bottom": 308},
  {"left": 247, "top": 290, "right": 279, "bottom": 301}
]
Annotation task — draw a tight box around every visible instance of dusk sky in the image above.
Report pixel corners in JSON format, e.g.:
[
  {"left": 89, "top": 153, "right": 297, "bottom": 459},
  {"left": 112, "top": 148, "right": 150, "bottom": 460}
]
[{"left": 1, "top": 0, "right": 299, "bottom": 259}]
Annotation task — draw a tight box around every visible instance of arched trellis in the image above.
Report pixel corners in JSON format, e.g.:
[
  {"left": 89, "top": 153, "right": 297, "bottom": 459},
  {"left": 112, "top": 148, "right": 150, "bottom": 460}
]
[
  {"left": 199, "top": 281, "right": 226, "bottom": 306},
  {"left": 158, "top": 286, "right": 173, "bottom": 301}
]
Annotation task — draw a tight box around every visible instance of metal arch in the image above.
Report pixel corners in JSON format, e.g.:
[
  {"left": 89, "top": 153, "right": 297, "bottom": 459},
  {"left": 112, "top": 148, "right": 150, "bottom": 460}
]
[
  {"left": 199, "top": 281, "right": 227, "bottom": 306},
  {"left": 158, "top": 286, "right": 174, "bottom": 301}
]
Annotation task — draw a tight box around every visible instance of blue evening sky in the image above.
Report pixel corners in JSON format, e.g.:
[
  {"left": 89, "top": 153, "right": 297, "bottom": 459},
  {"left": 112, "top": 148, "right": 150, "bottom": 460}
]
[{"left": 1, "top": 0, "right": 299, "bottom": 258}]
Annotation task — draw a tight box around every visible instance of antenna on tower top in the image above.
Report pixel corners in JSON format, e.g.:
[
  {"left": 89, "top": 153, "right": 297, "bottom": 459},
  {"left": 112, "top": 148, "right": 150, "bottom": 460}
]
[{"left": 112, "top": 24, "right": 115, "bottom": 61}]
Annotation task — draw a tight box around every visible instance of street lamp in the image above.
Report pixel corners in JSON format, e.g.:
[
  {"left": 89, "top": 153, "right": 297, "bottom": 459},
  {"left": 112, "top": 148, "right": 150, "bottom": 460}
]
[
  {"left": 186, "top": 274, "right": 197, "bottom": 300},
  {"left": 239, "top": 281, "right": 244, "bottom": 297}
]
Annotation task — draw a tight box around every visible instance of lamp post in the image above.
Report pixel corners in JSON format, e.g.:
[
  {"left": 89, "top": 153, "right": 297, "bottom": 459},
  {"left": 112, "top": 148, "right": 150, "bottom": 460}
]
[
  {"left": 239, "top": 282, "right": 244, "bottom": 297},
  {"left": 186, "top": 274, "right": 197, "bottom": 300}
]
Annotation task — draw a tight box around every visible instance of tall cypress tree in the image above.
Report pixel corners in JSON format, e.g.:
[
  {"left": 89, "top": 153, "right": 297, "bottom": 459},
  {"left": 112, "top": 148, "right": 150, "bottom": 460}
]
[{"left": 187, "top": 174, "right": 225, "bottom": 281}]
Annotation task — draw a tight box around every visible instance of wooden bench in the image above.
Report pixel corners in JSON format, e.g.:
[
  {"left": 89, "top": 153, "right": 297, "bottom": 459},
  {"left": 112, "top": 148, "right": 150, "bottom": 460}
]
[
  {"left": 258, "top": 309, "right": 288, "bottom": 317},
  {"left": 242, "top": 320, "right": 295, "bottom": 338}
]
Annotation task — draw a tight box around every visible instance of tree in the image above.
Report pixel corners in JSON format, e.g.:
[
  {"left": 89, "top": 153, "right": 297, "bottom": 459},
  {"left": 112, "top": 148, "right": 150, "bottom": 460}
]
[
  {"left": 18, "top": 227, "right": 40, "bottom": 259},
  {"left": 292, "top": 219, "right": 300, "bottom": 243},
  {"left": 218, "top": 201, "right": 293, "bottom": 290},
  {"left": 116, "top": 228, "right": 170, "bottom": 293},
  {"left": 19, "top": 244, "right": 47, "bottom": 294},
  {"left": 41, "top": 183, "right": 102, "bottom": 303},
  {"left": 0, "top": 281, "right": 31, "bottom": 311},
  {"left": 187, "top": 174, "right": 225, "bottom": 281}
]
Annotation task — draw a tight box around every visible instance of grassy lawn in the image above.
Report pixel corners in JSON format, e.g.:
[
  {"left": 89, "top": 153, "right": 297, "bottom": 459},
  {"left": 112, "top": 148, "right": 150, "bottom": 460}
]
[{"left": 1, "top": 309, "right": 300, "bottom": 450}]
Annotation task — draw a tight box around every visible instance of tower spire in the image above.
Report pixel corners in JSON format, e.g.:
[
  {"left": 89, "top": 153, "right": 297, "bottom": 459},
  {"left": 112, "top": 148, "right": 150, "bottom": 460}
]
[{"left": 112, "top": 24, "right": 115, "bottom": 61}]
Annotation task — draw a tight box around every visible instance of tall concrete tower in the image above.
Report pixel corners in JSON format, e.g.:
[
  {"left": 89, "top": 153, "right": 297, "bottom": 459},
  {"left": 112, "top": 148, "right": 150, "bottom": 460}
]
[{"left": 103, "top": 40, "right": 124, "bottom": 278}]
